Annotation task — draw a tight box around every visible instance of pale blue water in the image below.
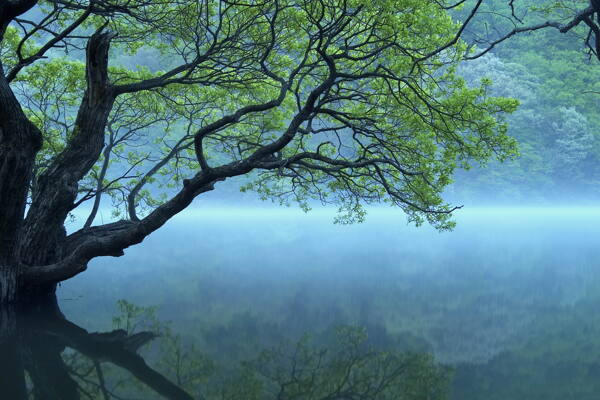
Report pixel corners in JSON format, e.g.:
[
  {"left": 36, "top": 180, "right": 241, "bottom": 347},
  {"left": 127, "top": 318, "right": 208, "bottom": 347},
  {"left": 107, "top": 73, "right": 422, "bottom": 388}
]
[{"left": 47, "top": 208, "right": 600, "bottom": 398}]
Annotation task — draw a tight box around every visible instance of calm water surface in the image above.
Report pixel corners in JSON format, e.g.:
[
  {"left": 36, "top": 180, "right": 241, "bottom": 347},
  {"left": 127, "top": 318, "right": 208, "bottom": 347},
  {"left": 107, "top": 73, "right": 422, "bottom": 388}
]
[{"left": 12, "top": 208, "right": 600, "bottom": 399}]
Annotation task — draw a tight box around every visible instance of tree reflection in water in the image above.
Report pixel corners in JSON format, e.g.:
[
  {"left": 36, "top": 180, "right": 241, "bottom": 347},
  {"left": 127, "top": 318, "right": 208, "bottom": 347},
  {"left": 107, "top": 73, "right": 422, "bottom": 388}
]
[
  {"left": 0, "top": 299, "right": 451, "bottom": 399},
  {"left": 0, "top": 298, "right": 193, "bottom": 400}
]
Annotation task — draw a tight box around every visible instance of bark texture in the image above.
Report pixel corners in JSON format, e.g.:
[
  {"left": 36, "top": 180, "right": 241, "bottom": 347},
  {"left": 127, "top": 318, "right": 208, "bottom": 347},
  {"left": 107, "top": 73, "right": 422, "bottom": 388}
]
[{"left": 0, "top": 20, "right": 42, "bottom": 301}]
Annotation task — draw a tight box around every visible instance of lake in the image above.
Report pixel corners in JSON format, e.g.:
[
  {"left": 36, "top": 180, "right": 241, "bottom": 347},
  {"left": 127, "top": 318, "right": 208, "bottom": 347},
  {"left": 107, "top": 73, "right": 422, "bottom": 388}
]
[{"left": 11, "top": 207, "right": 600, "bottom": 399}]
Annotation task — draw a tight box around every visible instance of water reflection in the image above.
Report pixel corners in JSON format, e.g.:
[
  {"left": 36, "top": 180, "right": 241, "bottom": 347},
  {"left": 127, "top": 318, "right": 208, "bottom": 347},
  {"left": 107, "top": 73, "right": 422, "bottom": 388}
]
[
  {"left": 55, "top": 210, "right": 600, "bottom": 399},
  {"left": 2, "top": 298, "right": 450, "bottom": 399},
  {"left": 0, "top": 299, "right": 193, "bottom": 400}
]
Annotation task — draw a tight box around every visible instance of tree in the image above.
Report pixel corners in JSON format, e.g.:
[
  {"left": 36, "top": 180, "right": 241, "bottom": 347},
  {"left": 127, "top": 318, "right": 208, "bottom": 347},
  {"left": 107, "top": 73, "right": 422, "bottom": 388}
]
[{"left": 0, "top": 0, "right": 518, "bottom": 303}]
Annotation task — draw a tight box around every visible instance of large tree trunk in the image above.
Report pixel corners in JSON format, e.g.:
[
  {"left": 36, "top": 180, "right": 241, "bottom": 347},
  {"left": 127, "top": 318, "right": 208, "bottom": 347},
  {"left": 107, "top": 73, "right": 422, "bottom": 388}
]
[
  {"left": 0, "top": 55, "right": 43, "bottom": 303},
  {"left": 0, "top": 26, "right": 116, "bottom": 304},
  {"left": 0, "top": 265, "right": 20, "bottom": 304},
  {"left": 0, "top": 2, "right": 45, "bottom": 303},
  {"left": 0, "top": 117, "right": 57, "bottom": 302}
]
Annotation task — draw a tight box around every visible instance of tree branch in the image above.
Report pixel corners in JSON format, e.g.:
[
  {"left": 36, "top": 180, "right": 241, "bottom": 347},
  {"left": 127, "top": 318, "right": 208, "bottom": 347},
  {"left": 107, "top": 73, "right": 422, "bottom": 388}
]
[
  {"left": 6, "top": 4, "right": 92, "bottom": 82},
  {"left": 466, "top": 5, "right": 595, "bottom": 60},
  {"left": 21, "top": 28, "right": 117, "bottom": 265}
]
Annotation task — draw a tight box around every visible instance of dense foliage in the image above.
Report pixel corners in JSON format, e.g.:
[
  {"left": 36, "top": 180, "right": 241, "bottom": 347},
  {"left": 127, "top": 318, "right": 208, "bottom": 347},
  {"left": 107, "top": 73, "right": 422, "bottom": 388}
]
[
  {"left": 449, "top": 0, "right": 600, "bottom": 203},
  {"left": 2, "top": 0, "right": 518, "bottom": 231}
]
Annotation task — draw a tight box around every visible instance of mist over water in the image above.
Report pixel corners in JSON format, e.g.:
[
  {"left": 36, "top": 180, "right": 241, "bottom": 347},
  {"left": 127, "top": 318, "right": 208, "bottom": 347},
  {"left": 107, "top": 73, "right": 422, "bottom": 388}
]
[{"left": 57, "top": 207, "right": 600, "bottom": 399}]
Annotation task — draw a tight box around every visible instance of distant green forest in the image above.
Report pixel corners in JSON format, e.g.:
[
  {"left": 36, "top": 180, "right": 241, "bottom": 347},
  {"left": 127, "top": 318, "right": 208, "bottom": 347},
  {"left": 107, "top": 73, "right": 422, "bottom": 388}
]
[{"left": 448, "top": 0, "right": 600, "bottom": 204}]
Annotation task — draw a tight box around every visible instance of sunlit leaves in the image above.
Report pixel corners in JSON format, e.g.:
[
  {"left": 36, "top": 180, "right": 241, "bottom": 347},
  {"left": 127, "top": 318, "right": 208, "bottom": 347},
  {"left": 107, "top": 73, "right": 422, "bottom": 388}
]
[{"left": 5, "top": 0, "right": 520, "bottom": 229}]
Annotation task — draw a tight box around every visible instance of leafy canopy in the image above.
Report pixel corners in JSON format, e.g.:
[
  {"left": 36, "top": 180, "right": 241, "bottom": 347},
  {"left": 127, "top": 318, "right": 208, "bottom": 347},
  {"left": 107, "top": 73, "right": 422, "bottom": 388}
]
[{"left": 3, "top": 0, "right": 518, "bottom": 229}]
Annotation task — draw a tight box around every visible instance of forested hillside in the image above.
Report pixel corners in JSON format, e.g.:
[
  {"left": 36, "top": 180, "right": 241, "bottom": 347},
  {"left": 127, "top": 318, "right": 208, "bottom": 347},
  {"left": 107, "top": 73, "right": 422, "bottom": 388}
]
[{"left": 449, "top": 0, "right": 600, "bottom": 204}]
